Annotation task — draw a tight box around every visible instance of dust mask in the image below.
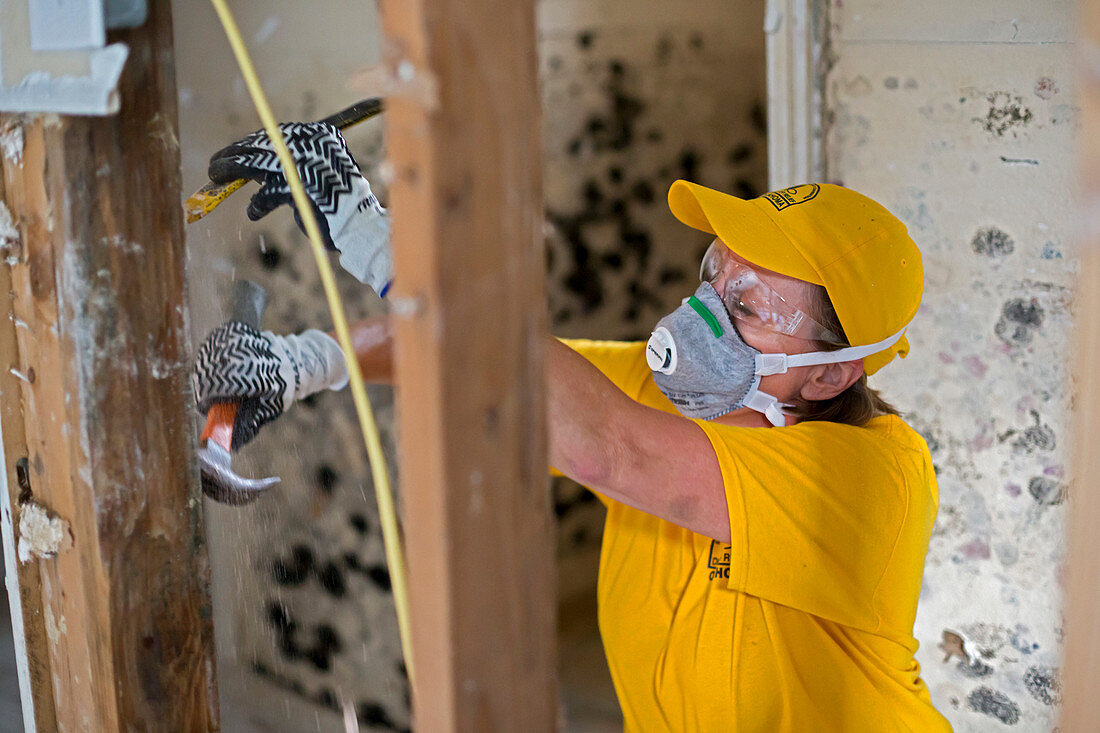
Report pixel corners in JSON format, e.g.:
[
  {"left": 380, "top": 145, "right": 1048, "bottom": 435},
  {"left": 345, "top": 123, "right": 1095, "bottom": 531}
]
[{"left": 646, "top": 282, "right": 906, "bottom": 426}]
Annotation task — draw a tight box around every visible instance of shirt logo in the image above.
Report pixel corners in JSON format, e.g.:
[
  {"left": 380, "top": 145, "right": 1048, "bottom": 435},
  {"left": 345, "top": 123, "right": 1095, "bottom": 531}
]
[
  {"left": 707, "top": 540, "right": 731, "bottom": 581},
  {"left": 762, "top": 183, "right": 820, "bottom": 211}
]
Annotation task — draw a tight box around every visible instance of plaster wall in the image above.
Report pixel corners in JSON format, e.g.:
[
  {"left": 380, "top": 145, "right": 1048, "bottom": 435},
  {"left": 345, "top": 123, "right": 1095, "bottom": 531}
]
[{"left": 824, "top": 2, "right": 1076, "bottom": 729}]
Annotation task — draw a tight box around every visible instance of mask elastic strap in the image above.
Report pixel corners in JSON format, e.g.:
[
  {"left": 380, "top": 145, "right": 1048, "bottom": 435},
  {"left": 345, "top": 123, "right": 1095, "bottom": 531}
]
[
  {"left": 743, "top": 390, "right": 788, "bottom": 427},
  {"left": 755, "top": 326, "right": 908, "bottom": 376}
]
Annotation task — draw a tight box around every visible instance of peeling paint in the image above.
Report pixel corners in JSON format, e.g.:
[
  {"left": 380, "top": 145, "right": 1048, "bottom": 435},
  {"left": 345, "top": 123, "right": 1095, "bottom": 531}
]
[
  {"left": 0, "top": 201, "right": 19, "bottom": 254},
  {"left": 0, "top": 122, "right": 23, "bottom": 165}
]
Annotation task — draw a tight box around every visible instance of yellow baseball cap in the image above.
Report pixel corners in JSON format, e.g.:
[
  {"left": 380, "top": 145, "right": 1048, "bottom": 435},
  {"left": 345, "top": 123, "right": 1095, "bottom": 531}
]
[{"left": 667, "top": 180, "right": 922, "bottom": 375}]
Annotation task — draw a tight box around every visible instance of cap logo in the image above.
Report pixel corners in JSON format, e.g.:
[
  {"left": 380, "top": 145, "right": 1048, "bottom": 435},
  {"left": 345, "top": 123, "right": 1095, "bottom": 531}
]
[{"left": 762, "top": 184, "right": 820, "bottom": 211}]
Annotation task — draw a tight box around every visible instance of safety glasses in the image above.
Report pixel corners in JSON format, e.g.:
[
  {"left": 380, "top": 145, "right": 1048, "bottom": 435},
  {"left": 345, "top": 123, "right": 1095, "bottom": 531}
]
[{"left": 699, "top": 240, "right": 843, "bottom": 344}]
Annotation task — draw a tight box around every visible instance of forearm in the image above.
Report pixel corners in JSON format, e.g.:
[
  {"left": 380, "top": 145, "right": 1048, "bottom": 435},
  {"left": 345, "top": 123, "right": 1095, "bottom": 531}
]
[{"left": 328, "top": 316, "right": 394, "bottom": 383}]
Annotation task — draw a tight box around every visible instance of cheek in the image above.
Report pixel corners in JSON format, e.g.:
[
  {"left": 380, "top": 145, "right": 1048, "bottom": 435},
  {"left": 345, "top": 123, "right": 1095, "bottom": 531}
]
[
  {"left": 739, "top": 328, "right": 813, "bottom": 401},
  {"left": 757, "top": 368, "right": 812, "bottom": 402}
]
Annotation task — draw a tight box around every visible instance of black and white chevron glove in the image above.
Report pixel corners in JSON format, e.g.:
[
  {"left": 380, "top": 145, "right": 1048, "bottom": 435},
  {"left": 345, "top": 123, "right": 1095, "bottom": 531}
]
[
  {"left": 191, "top": 321, "right": 350, "bottom": 450},
  {"left": 208, "top": 122, "right": 392, "bottom": 294}
]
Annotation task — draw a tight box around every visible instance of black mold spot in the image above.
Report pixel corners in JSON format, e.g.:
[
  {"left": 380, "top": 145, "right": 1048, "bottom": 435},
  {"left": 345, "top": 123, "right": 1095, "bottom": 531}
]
[
  {"left": 728, "top": 143, "right": 754, "bottom": 164},
  {"left": 317, "top": 561, "right": 347, "bottom": 597},
  {"left": 884, "top": 77, "right": 899, "bottom": 89},
  {"left": 1011, "top": 411, "right": 1056, "bottom": 454},
  {"left": 272, "top": 544, "right": 314, "bottom": 586},
  {"left": 957, "top": 658, "right": 993, "bottom": 678},
  {"left": 315, "top": 464, "right": 338, "bottom": 494},
  {"left": 577, "top": 30, "right": 595, "bottom": 49},
  {"left": 602, "top": 252, "right": 623, "bottom": 269},
  {"left": 689, "top": 32, "right": 704, "bottom": 50},
  {"left": 259, "top": 244, "right": 282, "bottom": 270},
  {"left": 975, "top": 92, "right": 1034, "bottom": 138},
  {"left": 658, "top": 266, "right": 686, "bottom": 285},
  {"left": 733, "top": 178, "right": 758, "bottom": 200},
  {"left": 349, "top": 513, "right": 369, "bottom": 534},
  {"left": 358, "top": 701, "right": 398, "bottom": 730},
  {"left": 607, "top": 166, "right": 623, "bottom": 183},
  {"left": 971, "top": 227, "right": 1015, "bottom": 257},
  {"left": 646, "top": 128, "right": 663, "bottom": 144},
  {"left": 367, "top": 564, "right": 391, "bottom": 592},
  {"left": 994, "top": 298, "right": 1043, "bottom": 347},
  {"left": 967, "top": 687, "right": 1020, "bottom": 725},
  {"left": 268, "top": 601, "right": 292, "bottom": 632},
  {"left": 750, "top": 100, "right": 767, "bottom": 134},
  {"left": 655, "top": 35, "right": 673, "bottom": 64},
  {"left": 1023, "top": 665, "right": 1062, "bottom": 706},
  {"left": 631, "top": 180, "right": 655, "bottom": 204},
  {"left": 678, "top": 148, "right": 700, "bottom": 181},
  {"left": 1027, "top": 476, "right": 1065, "bottom": 506}
]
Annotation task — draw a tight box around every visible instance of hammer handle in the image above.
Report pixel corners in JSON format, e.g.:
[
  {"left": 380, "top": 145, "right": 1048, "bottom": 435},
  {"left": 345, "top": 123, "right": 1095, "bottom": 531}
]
[{"left": 201, "top": 402, "right": 237, "bottom": 452}]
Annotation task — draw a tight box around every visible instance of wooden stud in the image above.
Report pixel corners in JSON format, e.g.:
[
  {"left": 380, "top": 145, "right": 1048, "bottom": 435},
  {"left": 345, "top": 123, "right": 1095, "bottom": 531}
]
[
  {"left": 380, "top": 0, "right": 557, "bottom": 729},
  {"left": 1065, "top": 2, "right": 1100, "bottom": 728},
  {"left": 0, "top": 4, "right": 218, "bottom": 730}
]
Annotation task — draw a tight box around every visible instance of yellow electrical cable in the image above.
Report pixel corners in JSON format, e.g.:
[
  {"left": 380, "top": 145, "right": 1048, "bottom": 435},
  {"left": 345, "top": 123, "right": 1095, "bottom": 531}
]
[{"left": 208, "top": 0, "right": 415, "bottom": 683}]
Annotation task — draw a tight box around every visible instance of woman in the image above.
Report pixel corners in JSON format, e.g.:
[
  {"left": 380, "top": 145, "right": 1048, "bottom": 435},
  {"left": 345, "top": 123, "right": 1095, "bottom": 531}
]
[{"left": 193, "top": 122, "right": 950, "bottom": 731}]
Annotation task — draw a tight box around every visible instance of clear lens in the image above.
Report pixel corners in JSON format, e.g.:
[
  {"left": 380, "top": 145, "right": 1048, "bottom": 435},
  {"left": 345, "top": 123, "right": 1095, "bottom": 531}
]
[{"left": 699, "top": 241, "right": 842, "bottom": 344}]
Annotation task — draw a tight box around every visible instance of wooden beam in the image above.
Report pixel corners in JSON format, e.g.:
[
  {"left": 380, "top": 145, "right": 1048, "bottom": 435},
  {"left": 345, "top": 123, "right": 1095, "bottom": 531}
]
[
  {"left": 380, "top": 0, "right": 556, "bottom": 729},
  {"left": 0, "top": 4, "right": 218, "bottom": 731},
  {"left": 1065, "top": 2, "right": 1100, "bottom": 728}
]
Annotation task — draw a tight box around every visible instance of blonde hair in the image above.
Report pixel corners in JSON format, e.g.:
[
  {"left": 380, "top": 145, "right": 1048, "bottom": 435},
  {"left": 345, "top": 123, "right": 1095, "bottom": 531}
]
[{"left": 785, "top": 285, "right": 900, "bottom": 427}]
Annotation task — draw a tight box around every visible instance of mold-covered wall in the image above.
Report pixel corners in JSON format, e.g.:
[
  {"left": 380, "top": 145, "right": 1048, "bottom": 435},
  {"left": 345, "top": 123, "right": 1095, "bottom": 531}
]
[
  {"left": 824, "top": 3, "right": 1075, "bottom": 729},
  {"left": 173, "top": 0, "right": 766, "bottom": 729},
  {"left": 540, "top": 0, "right": 768, "bottom": 602}
]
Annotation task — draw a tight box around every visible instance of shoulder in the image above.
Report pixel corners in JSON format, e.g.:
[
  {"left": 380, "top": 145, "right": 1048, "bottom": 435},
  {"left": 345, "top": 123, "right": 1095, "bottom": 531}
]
[
  {"left": 696, "top": 413, "right": 934, "bottom": 494},
  {"left": 558, "top": 338, "right": 651, "bottom": 400}
]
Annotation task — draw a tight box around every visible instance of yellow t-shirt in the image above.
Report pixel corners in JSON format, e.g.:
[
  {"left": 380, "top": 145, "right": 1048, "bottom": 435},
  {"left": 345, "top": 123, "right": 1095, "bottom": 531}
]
[{"left": 564, "top": 339, "right": 951, "bottom": 732}]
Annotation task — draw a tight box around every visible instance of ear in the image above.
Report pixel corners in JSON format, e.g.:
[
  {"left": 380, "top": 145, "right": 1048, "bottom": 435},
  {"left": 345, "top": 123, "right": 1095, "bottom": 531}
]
[{"left": 799, "top": 359, "right": 865, "bottom": 402}]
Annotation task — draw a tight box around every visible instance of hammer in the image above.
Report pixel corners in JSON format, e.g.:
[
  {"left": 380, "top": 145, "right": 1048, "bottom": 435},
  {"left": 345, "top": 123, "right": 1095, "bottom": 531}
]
[{"left": 198, "top": 279, "right": 281, "bottom": 505}]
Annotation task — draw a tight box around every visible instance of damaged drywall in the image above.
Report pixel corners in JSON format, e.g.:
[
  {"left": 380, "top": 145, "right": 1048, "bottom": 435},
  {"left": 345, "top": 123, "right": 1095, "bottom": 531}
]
[{"left": 825, "top": 2, "right": 1074, "bottom": 730}]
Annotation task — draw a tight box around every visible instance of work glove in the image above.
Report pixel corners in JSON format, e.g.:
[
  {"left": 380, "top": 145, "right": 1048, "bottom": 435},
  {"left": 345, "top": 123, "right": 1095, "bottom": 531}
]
[
  {"left": 191, "top": 321, "right": 350, "bottom": 449},
  {"left": 208, "top": 122, "right": 393, "bottom": 295}
]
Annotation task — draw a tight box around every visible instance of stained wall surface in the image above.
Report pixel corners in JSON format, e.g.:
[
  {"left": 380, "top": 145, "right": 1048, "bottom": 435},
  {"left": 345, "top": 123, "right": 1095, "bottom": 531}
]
[
  {"left": 824, "top": 2, "right": 1075, "bottom": 729},
  {"left": 172, "top": 0, "right": 767, "bottom": 730}
]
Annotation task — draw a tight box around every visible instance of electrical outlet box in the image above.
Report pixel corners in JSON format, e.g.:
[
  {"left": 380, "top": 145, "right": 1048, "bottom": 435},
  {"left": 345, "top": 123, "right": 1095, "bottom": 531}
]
[{"left": 0, "top": 0, "right": 147, "bottom": 115}]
